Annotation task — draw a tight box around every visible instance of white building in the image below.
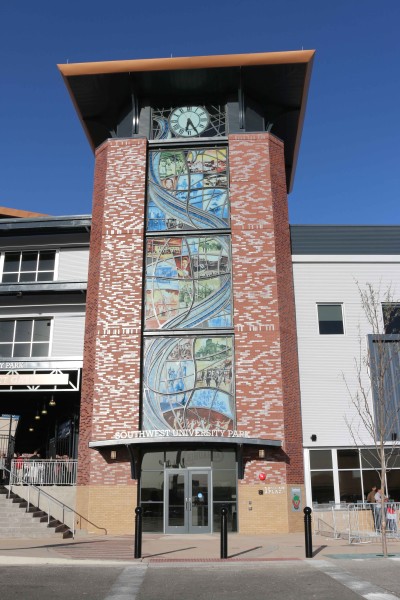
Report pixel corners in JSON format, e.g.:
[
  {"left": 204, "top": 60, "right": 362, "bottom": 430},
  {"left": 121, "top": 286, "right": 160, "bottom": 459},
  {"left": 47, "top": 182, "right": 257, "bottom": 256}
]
[{"left": 292, "top": 225, "right": 400, "bottom": 506}]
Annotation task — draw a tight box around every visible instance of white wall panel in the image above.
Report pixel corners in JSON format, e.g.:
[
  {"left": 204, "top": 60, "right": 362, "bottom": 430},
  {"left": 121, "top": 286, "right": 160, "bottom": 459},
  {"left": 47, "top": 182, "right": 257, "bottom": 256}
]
[
  {"left": 58, "top": 248, "right": 89, "bottom": 281},
  {"left": 293, "top": 258, "right": 400, "bottom": 448},
  {"left": 52, "top": 315, "right": 85, "bottom": 357}
]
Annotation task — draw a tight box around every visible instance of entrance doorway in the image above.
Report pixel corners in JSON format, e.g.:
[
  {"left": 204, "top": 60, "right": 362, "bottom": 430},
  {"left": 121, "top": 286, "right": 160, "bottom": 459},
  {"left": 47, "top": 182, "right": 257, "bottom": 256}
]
[{"left": 165, "top": 469, "right": 211, "bottom": 533}]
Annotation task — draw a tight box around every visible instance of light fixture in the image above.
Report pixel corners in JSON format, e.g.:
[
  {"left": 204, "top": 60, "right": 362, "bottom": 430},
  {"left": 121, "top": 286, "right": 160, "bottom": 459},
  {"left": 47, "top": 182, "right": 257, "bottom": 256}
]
[
  {"left": 28, "top": 427, "right": 34, "bottom": 432},
  {"left": 310, "top": 434, "right": 317, "bottom": 442},
  {"left": 49, "top": 395, "right": 56, "bottom": 407},
  {"left": 258, "top": 449, "right": 265, "bottom": 459},
  {"left": 41, "top": 403, "right": 47, "bottom": 415},
  {"left": 34, "top": 408, "right": 40, "bottom": 420},
  {"left": 110, "top": 450, "right": 117, "bottom": 460}
]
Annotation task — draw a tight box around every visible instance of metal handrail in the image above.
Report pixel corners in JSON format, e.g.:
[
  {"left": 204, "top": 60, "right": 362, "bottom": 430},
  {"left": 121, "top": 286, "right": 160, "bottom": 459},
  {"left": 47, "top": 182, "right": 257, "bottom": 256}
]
[{"left": 2, "top": 466, "right": 107, "bottom": 537}]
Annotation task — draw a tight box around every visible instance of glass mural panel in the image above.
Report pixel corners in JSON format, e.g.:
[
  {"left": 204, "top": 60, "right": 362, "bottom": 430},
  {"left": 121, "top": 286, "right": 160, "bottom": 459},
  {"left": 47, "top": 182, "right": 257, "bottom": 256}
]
[
  {"left": 143, "top": 336, "right": 235, "bottom": 432},
  {"left": 151, "top": 105, "right": 226, "bottom": 140},
  {"left": 147, "top": 147, "right": 229, "bottom": 231},
  {"left": 145, "top": 236, "right": 232, "bottom": 330}
]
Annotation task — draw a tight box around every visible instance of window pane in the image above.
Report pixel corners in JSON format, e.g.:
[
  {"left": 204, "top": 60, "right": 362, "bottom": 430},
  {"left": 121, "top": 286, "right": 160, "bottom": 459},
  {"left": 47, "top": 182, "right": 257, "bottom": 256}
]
[
  {"left": 140, "top": 471, "right": 164, "bottom": 501},
  {"left": 13, "top": 343, "right": 31, "bottom": 357},
  {"left": 318, "top": 304, "right": 344, "bottom": 334},
  {"left": 213, "top": 502, "right": 237, "bottom": 532},
  {"left": 311, "top": 471, "right": 334, "bottom": 504},
  {"left": 0, "top": 344, "right": 13, "bottom": 357},
  {"left": 1, "top": 273, "right": 19, "bottom": 283},
  {"left": 362, "top": 471, "right": 380, "bottom": 500},
  {"left": 31, "top": 343, "right": 49, "bottom": 357},
  {"left": 15, "top": 321, "right": 32, "bottom": 342},
  {"left": 142, "top": 503, "right": 163, "bottom": 532},
  {"left": 166, "top": 449, "right": 212, "bottom": 468},
  {"left": 20, "top": 252, "right": 37, "bottom": 272},
  {"left": 338, "top": 449, "right": 359, "bottom": 469},
  {"left": 142, "top": 452, "right": 164, "bottom": 470},
  {"left": 38, "top": 251, "right": 55, "bottom": 272},
  {"left": 33, "top": 320, "right": 51, "bottom": 342},
  {"left": 386, "top": 448, "right": 400, "bottom": 469},
  {"left": 383, "top": 304, "right": 400, "bottom": 335},
  {"left": 37, "top": 271, "right": 54, "bottom": 282},
  {"left": 387, "top": 470, "right": 400, "bottom": 501},
  {"left": 19, "top": 272, "right": 36, "bottom": 282},
  {"left": 310, "top": 450, "right": 332, "bottom": 470},
  {"left": 213, "top": 470, "right": 236, "bottom": 501},
  {"left": 361, "top": 449, "right": 381, "bottom": 469},
  {"left": 212, "top": 449, "right": 236, "bottom": 469},
  {"left": 0, "top": 321, "right": 14, "bottom": 343},
  {"left": 339, "top": 470, "right": 362, "bottom": 502},
  {"left": 182, "top": 450, "right": 211, "bottom": 467},
  {"left": 3, "top": 253, "right": 20, "bottom": 273}
]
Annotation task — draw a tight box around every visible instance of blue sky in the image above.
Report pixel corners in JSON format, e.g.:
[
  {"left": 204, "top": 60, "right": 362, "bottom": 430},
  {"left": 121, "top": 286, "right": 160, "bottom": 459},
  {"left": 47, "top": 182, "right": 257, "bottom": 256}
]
[{"left": 1, "top": 0, "right": 399, "bottom": 224}]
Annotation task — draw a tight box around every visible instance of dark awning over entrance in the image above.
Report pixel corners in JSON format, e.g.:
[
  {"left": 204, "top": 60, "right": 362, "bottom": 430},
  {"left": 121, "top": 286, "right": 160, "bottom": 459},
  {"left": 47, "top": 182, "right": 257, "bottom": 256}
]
[{"left": 89, "top": 436, "right": 282, "bottom": 479}]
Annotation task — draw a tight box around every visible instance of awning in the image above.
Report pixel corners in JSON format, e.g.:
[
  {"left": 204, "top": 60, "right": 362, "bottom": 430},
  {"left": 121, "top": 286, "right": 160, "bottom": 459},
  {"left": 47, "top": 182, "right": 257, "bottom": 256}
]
[{"left": 89, "top": 436, "right": 282, "bottom": 480}]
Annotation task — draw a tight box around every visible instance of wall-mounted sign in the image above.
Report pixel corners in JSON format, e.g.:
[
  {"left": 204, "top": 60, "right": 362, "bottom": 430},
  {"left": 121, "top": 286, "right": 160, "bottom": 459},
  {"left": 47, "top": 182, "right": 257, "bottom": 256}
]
[
  {"left": 0, "top": 374, "right": 69, "bottom": 386},
  {"left": 291, "top": 487, "right": 302, "bottom": 512},
  {"left": 114, "top": 429, "right": 250, "bottom": 440}
]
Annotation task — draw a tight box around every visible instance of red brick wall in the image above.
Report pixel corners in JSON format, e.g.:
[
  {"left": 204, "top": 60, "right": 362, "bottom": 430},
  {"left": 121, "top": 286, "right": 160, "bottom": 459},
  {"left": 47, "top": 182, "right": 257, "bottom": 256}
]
[
  {"left": 78, "top": 138, "right": 147, "bottom": 486},
  {"left": 229, "top": 133, "right": 303, "bottom": 485}
]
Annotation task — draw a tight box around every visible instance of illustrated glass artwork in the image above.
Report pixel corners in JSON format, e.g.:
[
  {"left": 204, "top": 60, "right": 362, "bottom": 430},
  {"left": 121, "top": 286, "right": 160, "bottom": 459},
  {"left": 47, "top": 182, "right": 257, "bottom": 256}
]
[
  {"left": 142, "top": 336, "right": 235, "bottom": 432},
  {"left": 147, "top": 147, "right": 229, "bottom": 231},
  {"left": 151, "top": 105, "right": 226, "bottom": 140},
  {"left": 145, "top": 236, "right": 232, "bottom": 330}
]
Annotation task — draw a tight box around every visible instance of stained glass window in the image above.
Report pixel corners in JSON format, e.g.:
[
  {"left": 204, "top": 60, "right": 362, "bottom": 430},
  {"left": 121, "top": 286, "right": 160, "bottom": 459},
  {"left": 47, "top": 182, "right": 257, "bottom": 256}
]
[
  {"left": 142, "top": 336, "right": 235, "bottom": 432},
  {"left": 145, "top": 236, "right": 232, "bottom": 330},
  {"left": 147, "top": 147, "right": 229, "bottom": 231}
]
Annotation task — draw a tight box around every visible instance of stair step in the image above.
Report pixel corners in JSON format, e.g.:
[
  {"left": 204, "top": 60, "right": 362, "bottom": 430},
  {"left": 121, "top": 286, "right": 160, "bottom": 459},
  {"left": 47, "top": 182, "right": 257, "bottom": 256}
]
[{"left": 0, "top": 489, "right": 70, "bottom": 539}]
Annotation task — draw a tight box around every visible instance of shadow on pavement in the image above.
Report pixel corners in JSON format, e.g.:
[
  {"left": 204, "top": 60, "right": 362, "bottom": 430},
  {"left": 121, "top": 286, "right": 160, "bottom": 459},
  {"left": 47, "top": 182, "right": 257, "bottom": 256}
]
[{"left": 228, "top": 546, "right": 263, "bottom": 559}]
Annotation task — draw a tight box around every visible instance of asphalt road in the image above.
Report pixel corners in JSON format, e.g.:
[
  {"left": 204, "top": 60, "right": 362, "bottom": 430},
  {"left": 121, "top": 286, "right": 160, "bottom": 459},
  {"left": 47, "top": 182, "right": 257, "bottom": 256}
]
[{"left": 2, "top": 560, "right": 400, "bottom": 600}]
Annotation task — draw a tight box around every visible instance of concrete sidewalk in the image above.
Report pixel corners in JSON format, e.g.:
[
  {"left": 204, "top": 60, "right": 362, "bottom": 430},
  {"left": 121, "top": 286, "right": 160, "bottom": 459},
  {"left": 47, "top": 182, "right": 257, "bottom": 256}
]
[{"left": 0, "top": 532, "right": 399, "bottom": 565}]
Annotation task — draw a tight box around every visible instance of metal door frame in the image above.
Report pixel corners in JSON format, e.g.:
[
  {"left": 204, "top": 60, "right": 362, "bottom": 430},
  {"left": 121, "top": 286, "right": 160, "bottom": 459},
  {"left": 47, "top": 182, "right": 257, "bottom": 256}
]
[{"left": 164, "top": 468, "right": 212, "bottom": 534}]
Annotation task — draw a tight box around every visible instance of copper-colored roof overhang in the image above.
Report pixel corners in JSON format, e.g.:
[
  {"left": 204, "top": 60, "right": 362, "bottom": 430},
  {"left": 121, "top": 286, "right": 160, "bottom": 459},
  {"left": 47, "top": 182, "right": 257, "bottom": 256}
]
[
  {"left": 0, "top": 206, "right": 48, "bottom": 219},
  {"left": 58, "top": 50, "right": 315, "bottom": 192}
]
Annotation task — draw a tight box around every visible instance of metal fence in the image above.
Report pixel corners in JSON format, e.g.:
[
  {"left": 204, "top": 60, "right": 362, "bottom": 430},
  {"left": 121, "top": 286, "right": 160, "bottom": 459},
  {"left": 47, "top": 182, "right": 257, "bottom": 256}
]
[
  {"left": 313, "top": 503, "right": 400, "bottom": 544},
  {"left": 9, "top": 459, "right": 77, "bottom": 486}
]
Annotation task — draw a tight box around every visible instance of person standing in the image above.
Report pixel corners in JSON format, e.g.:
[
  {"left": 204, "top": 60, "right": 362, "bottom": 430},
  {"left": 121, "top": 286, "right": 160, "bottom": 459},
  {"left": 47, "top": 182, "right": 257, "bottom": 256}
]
[
  {"left": 374, "top": 488, "right": 385, "bottom": 532},
  {"left": 366, "top": 485, "right": 378, "bottom": 530}
]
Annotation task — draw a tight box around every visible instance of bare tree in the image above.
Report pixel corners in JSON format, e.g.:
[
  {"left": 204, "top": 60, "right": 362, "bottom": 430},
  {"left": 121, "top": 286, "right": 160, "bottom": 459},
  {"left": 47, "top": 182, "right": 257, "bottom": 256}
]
[{"left": 344, "top": 282, "right": 400, "bottom": 557}]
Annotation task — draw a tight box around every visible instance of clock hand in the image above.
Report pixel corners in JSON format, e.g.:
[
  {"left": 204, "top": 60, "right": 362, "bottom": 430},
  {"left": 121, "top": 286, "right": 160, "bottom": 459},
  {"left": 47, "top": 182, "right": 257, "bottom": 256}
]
[{"left": 186, "top": 118, "right": 198, "bottom": 133}]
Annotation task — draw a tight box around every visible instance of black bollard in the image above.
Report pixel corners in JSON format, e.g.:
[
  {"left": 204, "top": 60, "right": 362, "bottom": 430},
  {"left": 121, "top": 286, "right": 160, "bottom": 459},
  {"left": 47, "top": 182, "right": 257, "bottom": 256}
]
[
  {"left": 134, "top": 506, "right": 143, "bottom": 559},
  {"left": 304, "top": 506, "right": 313, "bottom": 558},
  {"left": 220, "top": 506, "right": 228, "bottom": 559}
]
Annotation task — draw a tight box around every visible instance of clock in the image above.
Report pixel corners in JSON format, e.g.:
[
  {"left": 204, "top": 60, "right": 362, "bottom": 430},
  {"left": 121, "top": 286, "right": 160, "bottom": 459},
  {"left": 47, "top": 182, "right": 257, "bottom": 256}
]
[{"left": 168, "top": 106, "right": 210, "bottom": 138}]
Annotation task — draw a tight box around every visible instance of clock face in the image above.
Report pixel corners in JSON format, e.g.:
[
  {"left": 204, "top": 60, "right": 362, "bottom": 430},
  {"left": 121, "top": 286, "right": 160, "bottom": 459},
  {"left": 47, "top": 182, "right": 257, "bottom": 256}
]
[{"left": 168, "top": 106, "right": 210, "bottom": 137}]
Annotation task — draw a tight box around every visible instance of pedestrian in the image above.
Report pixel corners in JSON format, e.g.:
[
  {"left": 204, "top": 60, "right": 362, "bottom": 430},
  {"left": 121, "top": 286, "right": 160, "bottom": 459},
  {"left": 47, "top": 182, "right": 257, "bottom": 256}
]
[
  {"left": 366, "top": 485, "right": 378, "bottom": 529},
  {"left": 0, "top": 453, "right": 5, "bottom": 484},
  {"left": 386, "top": 500, "right": 397, "bottom": 533},
  {"left": 374, "top": 488, "right": 385, "bottom": 532}
]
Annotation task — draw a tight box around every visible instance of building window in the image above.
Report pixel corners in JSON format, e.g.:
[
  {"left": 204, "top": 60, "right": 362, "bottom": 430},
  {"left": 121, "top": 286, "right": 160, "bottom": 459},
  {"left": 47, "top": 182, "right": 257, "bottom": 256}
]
[
  {"left": 317, "top": 304, "right": 344, "bottom": 335},
  {"left": 1, "top": 251, "right": 56, "bottom": 283},
  {"left": 0, "top": 319, "right": 52, "bottom": 357},
  {"left": 383, "top": 304, "right": 400, "bottom": 334}
]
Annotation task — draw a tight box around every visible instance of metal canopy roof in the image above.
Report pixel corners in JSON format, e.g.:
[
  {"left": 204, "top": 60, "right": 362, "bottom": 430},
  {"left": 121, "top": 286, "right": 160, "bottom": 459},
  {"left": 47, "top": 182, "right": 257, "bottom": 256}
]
[
  {"left": 0, "top": 215, "right": 91, "bottom": 236},
  {"left": 58, "top": 51, "right": 315, "bottom": 192},
  {"left": 89, "top": 436, "right": 282, "bottom": 449}
]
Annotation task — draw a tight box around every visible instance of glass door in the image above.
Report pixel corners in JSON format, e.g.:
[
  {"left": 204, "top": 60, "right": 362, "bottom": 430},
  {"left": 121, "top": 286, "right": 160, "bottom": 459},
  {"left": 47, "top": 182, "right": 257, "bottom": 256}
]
[
  {"left": 189, "top": 470, "right": 211, "bottom": 533},
  {"left": 164, "top": 469, "right": 211, "bottom": 533}
]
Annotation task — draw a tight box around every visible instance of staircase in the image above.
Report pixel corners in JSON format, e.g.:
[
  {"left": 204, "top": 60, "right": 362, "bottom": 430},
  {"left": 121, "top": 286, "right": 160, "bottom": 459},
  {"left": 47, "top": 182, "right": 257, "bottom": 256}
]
[{"left": 0, "top": 486, "right": 73, "bottom": 539}]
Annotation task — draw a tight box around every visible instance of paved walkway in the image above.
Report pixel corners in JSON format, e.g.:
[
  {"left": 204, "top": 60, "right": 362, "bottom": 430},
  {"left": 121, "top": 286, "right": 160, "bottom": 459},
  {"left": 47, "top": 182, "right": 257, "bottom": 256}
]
[{"left": 0, "top": 531, "right": 399, "bottom": 564}]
